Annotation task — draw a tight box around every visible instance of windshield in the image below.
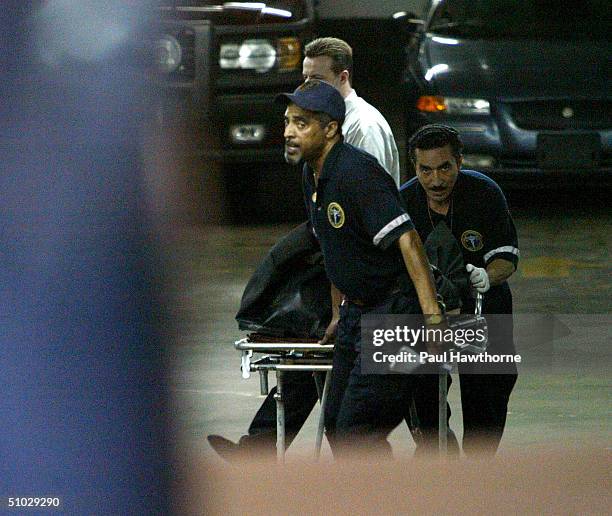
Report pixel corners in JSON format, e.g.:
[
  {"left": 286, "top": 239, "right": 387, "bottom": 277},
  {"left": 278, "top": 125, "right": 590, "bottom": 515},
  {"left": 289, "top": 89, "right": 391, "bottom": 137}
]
[
  {"left": 428, "top": 0, "right": 610, "bottom": 40},
  {"left": 159, "top": 1, "right": 308, "bottom": 24}
]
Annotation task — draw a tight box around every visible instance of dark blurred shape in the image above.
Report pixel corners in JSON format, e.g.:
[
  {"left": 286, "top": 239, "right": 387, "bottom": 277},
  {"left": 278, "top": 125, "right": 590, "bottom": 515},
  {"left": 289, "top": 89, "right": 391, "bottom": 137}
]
[
  {"left": 423, "top": 221, "right": 469, "bottom": 311},
  {"left": 1, "top": 2, "right": 170, "bottom": 513}
]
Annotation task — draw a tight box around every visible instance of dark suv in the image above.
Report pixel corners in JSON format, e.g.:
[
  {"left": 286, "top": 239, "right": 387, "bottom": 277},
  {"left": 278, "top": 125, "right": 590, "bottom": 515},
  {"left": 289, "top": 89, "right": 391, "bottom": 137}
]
[
  {"left": 402, "top": 0, "right": 611, "bottom": 184},
  {"left": 154, "top": 1, "right": 315, "bottom": 163}
]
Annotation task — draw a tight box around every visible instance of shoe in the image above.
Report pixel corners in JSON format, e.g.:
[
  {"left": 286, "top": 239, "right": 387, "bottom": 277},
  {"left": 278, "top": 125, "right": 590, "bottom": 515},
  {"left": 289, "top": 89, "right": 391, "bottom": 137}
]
[
  {"left": 207, "top": 435, "right": 243, "bottom": 462},
  {"left": 207, "top": 434, "right": 277, "bottom": 462}
]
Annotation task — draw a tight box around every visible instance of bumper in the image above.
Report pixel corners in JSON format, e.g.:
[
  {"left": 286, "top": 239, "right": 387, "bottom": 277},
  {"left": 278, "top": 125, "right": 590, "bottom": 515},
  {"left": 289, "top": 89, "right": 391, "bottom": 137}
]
[
  {"left": 480, "top": 165, "right": 612, "bottom": 188},
  {"left": 409, "top": 111, "right": 612, "bottom": 186}
]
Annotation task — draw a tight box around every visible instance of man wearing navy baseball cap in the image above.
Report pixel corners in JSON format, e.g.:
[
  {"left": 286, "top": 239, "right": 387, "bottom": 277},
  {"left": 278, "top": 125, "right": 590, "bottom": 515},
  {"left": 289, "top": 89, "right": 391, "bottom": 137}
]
[
  {"left": 209, "top": 80, "right": 434, "bottom": 460},
  {"left": 273, "top": 80, "right": 443, "bottom": 457},
  {"left": 276, "top": 80, "right": 346, "bottom": 167}
]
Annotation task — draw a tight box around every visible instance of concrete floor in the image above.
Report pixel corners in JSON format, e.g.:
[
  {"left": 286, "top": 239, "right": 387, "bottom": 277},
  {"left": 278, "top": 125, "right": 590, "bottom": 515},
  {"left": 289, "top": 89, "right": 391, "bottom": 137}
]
[{"left": 167, "top": 190, "right": 611, "bottom": 462}]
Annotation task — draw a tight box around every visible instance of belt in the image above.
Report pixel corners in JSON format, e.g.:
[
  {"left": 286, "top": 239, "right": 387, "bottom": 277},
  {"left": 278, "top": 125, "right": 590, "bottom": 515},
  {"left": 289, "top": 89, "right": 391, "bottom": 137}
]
[
  {"left": 346, "top": 279, "right": 405, "bottom": 308},
  {"left": 347, "top": 297, "right": 366, "bottom": 307}
]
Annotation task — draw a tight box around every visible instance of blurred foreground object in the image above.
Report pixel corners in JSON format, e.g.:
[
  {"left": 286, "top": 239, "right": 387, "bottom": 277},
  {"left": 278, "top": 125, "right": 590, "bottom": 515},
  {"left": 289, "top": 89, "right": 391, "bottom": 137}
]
[
  {"left": 180, "top": 450, "right": 609, "bottom": 514},
  {"left": 1, "top": 2, "right": 170, "bottom": 513}
]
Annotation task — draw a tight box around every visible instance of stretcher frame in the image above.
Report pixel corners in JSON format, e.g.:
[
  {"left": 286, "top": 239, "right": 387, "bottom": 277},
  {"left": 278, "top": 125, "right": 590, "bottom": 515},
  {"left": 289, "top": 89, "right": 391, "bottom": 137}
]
[
  {"left": 235, "top": 339, "right": 334, "bottom": 463},
  {"left": 235, "top": 294, "right": 483, "bottom": 460},
  {"left": 438, "top": 292, "right": 484, "bottom": 454}
]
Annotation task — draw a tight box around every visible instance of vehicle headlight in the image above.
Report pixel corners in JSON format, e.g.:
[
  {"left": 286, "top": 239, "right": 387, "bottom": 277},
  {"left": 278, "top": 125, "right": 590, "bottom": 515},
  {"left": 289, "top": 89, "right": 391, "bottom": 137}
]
[
  {"left": 219, "top": 43, "right": 241, "bottom": 69},
  {"left": 445, "top": 97, "right": 490, "bottom": 115},
  {"left": 219, "top": 37, "right": 300, "bottom": 73},
  {"left": 155, "top": 34, "right": 182, "bottom": 74},
  {"left": 219, "top": 39, "right": 276, "bottom": 73},
  {"left": 417, "top": 96, "right": 490, "bottom": 115}
]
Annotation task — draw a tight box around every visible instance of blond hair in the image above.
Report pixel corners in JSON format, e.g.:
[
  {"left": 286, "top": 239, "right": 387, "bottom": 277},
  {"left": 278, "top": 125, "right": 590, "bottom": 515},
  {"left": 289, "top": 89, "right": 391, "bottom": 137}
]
[{"left": 304, "top": 37, "right": 353, "bottom": 81}]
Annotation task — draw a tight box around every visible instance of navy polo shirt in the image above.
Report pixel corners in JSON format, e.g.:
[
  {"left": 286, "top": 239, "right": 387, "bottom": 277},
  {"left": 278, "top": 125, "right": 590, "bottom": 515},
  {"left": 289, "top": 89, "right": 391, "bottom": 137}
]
[
  {"left": 303, "top": 141, "right": 415, "bottom": 303},
  {"left": 400, "top": 169, "right": 519, "bottom": 313}
]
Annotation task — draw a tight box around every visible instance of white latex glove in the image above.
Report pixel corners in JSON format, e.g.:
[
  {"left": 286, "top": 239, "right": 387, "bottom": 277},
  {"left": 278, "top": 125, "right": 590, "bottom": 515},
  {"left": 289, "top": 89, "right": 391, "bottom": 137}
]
[{"left": 466, "top": 263, "right": 490, "bottom": 293}]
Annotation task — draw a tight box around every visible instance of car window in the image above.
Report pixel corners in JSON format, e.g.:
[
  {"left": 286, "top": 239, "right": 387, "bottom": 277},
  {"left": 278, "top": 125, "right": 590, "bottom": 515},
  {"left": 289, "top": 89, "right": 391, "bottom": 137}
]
[{"left": 428, "top": 0, "right": 610, "bottom": 40}]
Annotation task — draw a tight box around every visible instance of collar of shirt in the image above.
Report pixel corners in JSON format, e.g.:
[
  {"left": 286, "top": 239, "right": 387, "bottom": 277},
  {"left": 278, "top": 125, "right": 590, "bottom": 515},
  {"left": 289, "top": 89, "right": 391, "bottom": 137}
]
[
  {"left": 305, "top": 140, "right": 344, "bottom": 188},
  {"left": 344, "top": 89, "right": 358, "bottom": 115},
  {"left": 345, "top": 89, "right": 358, "bottom": 102}
]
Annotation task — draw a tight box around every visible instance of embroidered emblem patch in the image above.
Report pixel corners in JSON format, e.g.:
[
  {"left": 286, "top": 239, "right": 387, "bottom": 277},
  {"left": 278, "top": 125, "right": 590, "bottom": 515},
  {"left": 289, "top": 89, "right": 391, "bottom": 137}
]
[
  {"left": 327, "top": 202, "right": 345, "bottom": 229},
  {"left": 461, "top": 230, "right": 484, "bottom": 252}
]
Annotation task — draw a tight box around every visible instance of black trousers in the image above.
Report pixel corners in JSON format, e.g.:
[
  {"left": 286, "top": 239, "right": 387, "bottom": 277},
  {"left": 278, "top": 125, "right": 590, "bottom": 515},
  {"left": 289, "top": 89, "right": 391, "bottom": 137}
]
[
  {"left": 412, "top": 290, "right": 518, "bottom": 456},
  {"left": 459, "top": 292, "right": 518, "bottom": 455},
  {"left": 247, "top": 355, "right": 515, "bottom": 457},
  {"left": 324, "top": 293, "right": 430, "bottom": 457},
  {"left": 458, "top": 372, "right": 517, "bottom": 455},
  {"left": 246, "top": 370, "right": 454, "bottom": 453}
]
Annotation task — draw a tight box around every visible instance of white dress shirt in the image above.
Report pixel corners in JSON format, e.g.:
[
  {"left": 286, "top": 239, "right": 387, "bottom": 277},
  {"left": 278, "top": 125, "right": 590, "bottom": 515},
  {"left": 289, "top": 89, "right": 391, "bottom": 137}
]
[{"left": 343, "top": 89, "right": 401, "bottom": 187}]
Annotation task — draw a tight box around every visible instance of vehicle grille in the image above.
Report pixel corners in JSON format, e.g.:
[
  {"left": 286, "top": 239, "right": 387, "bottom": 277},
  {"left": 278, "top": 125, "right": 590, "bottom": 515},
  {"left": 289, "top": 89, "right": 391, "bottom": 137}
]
[{"left": 507, "top": 100, "right": 612, "bottom": 130}]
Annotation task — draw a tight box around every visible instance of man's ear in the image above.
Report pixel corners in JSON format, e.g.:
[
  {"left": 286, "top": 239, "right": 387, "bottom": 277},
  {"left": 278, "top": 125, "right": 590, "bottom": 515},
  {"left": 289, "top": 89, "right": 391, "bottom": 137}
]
[
  {"left": 339, "top": 70, "right": 350, "bottom": 85},
  {"left": 456, "top": 155, "right": 463, "bottom": 169},
  {"left": 326, "top": 121, "right": 339, "bottom": 139}
]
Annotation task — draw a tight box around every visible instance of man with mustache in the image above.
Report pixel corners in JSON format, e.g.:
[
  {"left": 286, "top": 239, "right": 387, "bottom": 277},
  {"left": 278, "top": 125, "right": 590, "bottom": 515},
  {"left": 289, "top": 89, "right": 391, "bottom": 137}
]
[
  {"left": 279, "top": 80, "right": 442, "bottom": 456},
  {"left": 209, "top": 39, "right": 410, "bottom": 460},
  {"left": 401, "top": 124, "right": 519, "bottom": 455}
]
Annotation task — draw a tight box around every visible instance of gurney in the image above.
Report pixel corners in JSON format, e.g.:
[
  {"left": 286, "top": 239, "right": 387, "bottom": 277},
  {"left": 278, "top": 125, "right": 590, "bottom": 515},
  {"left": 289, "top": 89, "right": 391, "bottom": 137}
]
[
  {"left": 235, "top": 335, "right": 334, "bottom": 463},
  {"left": 235, "top": 292, "right": 485, "bottom": 461},
  {"left": 234, "top": 222, "right": 484, "bottom": 460}
]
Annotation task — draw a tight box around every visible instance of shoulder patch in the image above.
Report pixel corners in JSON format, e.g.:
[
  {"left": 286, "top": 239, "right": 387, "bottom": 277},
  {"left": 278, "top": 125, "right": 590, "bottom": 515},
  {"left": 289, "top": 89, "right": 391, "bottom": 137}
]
[
  {"left": 327, "top": 202, "right": 345, "bottom": 229},
  {"left": 461, "top": 230, "right": 484, "bottom": 252}
]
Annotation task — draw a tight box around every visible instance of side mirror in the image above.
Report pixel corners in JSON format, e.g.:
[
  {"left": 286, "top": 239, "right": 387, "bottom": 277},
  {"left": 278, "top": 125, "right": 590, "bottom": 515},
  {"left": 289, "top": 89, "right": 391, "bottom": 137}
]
[{"left": 392, "top": 11, "right": 425, "bottom": 33}]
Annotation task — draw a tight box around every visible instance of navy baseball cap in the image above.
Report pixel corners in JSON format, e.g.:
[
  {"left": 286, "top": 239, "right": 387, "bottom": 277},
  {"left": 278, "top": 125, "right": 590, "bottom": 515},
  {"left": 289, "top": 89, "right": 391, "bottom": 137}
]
[{"left": 276, "top": 80, "right": 345, "bottom": 126}]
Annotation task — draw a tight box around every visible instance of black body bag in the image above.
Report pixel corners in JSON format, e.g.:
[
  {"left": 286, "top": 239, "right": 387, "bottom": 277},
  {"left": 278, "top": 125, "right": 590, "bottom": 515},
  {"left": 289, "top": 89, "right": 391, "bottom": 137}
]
[
  {"left": 235, "top": 220, "right": 470, "bottom": 339},
  {"left": 235, "top": 222, "right": 331, "bottom": 339},
  {"left": 424, "top": 221, "right": 470, "bottom": 312}
]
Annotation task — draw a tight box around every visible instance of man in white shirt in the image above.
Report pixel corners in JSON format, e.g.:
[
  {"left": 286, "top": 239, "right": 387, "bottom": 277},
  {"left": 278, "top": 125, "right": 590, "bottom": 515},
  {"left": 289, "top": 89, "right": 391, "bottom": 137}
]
[{"left": 302, "top": 37, "right": 401, "bottom": 187}]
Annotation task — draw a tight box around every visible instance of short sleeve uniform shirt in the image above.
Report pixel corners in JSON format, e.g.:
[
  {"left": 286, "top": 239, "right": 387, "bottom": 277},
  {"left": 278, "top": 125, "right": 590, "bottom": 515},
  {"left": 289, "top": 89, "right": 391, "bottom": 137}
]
[
  {"left": 303, "top": 142, "right": 414, "bottom": 304},
  {"left": 400, "top": 170, "right": 519, "bottom": 314}
]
